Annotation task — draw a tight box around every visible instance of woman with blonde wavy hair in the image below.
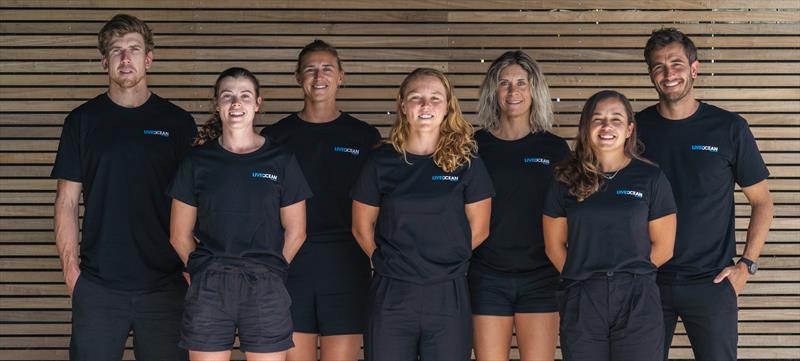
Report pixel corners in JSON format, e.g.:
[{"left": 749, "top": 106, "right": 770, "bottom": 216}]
[
  {"left": 351, "top": 68, "right": 495, "bottom": 360},
  {"left": 470, "top": 50, "right": 569, "bottom": 361},
  {"left": 542, "top": 90, "right": 677, "bottom": 360}
]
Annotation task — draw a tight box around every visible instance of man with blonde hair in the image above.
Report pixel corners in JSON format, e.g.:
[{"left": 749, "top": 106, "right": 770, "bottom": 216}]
[{"left": 52, "top": 14, "right": 196, "bottom": 360}]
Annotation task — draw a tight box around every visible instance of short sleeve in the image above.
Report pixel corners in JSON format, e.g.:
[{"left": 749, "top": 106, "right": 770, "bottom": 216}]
[
  {"left": 555, "top": 137, "right": 571, "bottom": 162},
  {"left": 368, "top": 126, "right": 382, "bottom": 148},
  {"left": 50, "top": 112, "right": 82, "bottom": 182},
  {"left": 351, "top": 154, "right": 381, "bottom": 206},
  {"left": 542, "top": 179, "right": 567, "bottom": 218},
  {"left": 649, "top": 170, "right": 677, "bottom": 220},
  {"left": 175, "top": 114, "right": 198, "bottom": 161},
  {"left": 732, "top": 117, "right": 770, "bottom": 187},
  {"left": 280, "top": 154, "right": 313, "bottom": 207},
  {"left": 463, "top": 157, "right": 495, "bottom": 204},
  {"left": 168, "top": 157, "right": 198, "bottom": 207}
]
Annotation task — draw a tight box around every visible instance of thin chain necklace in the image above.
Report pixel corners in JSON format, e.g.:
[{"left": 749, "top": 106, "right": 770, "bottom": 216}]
[
  {"left": 601, "top": 158, "right": 631, "bottom": 180},
  {"left": 602, "top": 168, "right": 622, "bottom": 180}
]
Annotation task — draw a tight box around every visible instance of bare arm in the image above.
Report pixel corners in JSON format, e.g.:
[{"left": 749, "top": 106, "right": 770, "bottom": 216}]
[
  {"left": 714, "top": 179, "right": 773, "bottom": 294},
  {"left": 54, "top": 179, "right": 82, "bottom": 296},
  {"left": 280, "top": 200, "right": 307, "bottom": 264},
  {"left": 465, "top": 198, "right": 491, "bottom": 250},
  {"left": 352, "top": 200, "right": 379, "bottom": 257},
  {"left": 169, "top": 199, "right": 197, "bottom": 267},
  {"left": 649, "top": 214, "right": 677, "bottom": 267},
  {"left": 543, "top": 215, "right": 568, "bottom": 273}
]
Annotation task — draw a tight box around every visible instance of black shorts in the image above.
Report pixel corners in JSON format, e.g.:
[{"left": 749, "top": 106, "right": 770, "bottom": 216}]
[
  {"left": 468, "top": 266, "right": 559, "bottom": 315},
  {"left": 287, "top": 239, "right": 370, "bottom": 335},
  {"left": 179, "top": 260, "right": 293, "bottom": 353}
]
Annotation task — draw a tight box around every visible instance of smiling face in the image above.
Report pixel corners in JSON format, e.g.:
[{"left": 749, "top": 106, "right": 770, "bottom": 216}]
[
  {"left": 496, "top": 64, "right": 532, "bottom": 120},
  {"left": 101, "top": 32, "right": 152, "bottom": 90},
  {"left": 588, "top": 97, "right": 634, "bottom": 154},
  {"left": 401, "top": 75, "right": 448, "bottom": 134},
  {"left": 296, "top": 50, "right": 343, "bottom": 103},
  {"left": 215, "top": 76, "right": 262, "bottom": 130},
  {"left": 648, "top": 42, "right": 698, "bottom": 104}
]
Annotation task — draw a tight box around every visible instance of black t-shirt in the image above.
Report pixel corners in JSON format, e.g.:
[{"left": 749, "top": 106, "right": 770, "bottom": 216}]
[
  {"left": 168, "top": 140, "right": 312, "bottom": 276},
  {"left": 637, "top": 102, "right": 770, "bottom": 281},
  {"left": 543, "top": 159, "right": 677, "bottom": 281},
  {"left": 471, "top": 129, "right": 570, "bottom": 277},
  {"left": 261, "top": 113, "right": 381, "bottom": 242},
  {"left": 351, "top": 144, "right": 495, "bottom": 284},
  {"left": 51, "top": 93, "right": 197, "bottom": 291}
]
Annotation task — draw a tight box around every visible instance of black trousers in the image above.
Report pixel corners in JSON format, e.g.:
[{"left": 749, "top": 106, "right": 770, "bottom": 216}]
[
  {"left": 558, "top": 272, "right": 663, "bottom": 361},
  {"left": 70, "top": 275, "right": 187, "bottom": 361},
  {"left": 659, "top": 276, "right": 738, "bottom": 361},
  {"left": 364, "top": 275, "right": 472, "bottom": 361}
]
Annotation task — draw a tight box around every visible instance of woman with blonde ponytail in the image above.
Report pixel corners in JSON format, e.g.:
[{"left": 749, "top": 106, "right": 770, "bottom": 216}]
[{"left": 351, "top": 68, "right": 494, "bottom": 360}]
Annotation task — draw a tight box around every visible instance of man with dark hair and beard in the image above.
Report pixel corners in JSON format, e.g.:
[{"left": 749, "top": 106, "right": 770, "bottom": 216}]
[{"left": 636, "top": 27, "right": 774, "bottom": 361}]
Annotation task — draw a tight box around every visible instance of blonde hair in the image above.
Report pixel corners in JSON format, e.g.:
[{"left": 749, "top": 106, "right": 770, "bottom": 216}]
[
  {"left": 477, "top": 50, "right": 554, "bottom": 133},
  {"left": 388, "top": 68, "right": 477, "bottom": 173}
]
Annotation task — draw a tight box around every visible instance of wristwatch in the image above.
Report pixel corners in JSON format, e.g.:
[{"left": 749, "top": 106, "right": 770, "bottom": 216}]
[{"left": 737, "top": 257, "right": 758, "bottom": 275}]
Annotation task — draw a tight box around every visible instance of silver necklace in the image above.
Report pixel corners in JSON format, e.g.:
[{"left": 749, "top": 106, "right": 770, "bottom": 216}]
[
  {"left": 601, "top": 159, "right": 631, "bottom": 180},
  {"left": 602, "top": 168, "right": 622, "bottom": 180}
]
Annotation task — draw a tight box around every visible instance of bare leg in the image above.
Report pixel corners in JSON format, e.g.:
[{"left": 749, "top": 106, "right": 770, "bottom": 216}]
[
  {"left": 320, "top": 334, "right": 362, "bottom": 361},
  {"left": 286, "top": 332, "right": 318, "bottom": 361},
  {"left": 190, "top": 350, "right": 232, "bottom": 361},
  {"left": 472, "top": 315, "right": 514, "bottom": 361},
  {"left": 515, "top": 312, "right": 559, "bottom": 361},
  {"left": 246, "top": 351, "right": 287, "bottom": 361}
]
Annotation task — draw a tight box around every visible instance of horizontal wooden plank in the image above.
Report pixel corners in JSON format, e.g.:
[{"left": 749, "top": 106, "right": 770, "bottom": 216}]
[
  {"left": 3, "top": 22, "right": 800, "bottom": 38},
  {"left": 2, "top": 73, "right": 799, "bottom": 89},
  {"left": 0, "top": 113, "right": 800, "bottom": 129},
  {"left": 1, "top": 99, "right": 798, "bottom": 115},
  {"left": 4, "top": 34, "right": 800, "bottom": 49},
  {"left": 3, "top": 60, "right": 799, "bottom": 75},
  {"left": 5, "top": 48, "right": 800, "bottom": 65},
  {"left": 4, "top": 0, "right": 799, "bottom": 10},
  {"left": 2, "top": 8, "right": 798, "bottom": 23},
  {"left": 448, "top": 10, "right": 800, "bottom": 23},
  {"left": 4, "top": 86, "right": 799, "bottom": 101},
  {"left": 1, "top": 7, "right": 798, "bottom": 25}
]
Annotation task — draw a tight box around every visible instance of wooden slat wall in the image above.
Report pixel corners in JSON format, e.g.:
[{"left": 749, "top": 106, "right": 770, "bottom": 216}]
[{"left": 0, "top": 1, "right": 798, "bottom": 360}]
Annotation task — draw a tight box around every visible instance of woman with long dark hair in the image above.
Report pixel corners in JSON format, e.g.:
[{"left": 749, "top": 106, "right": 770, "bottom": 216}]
[
  {"left": 352, "top": 68, "right": 494, "bottom": 360},
  {"left": 169, "top": 67, "right": 311, "bottom": 361},
  {"left": 542, "top": 90, "right": 677, "bottom": 360}
]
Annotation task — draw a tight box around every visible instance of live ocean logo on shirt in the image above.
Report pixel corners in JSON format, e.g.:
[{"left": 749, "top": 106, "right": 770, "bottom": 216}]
[
  {"left": 333, "top": 146, "right": 360, "bottom": 156},
  {"left": 690, "top": 144, "right": 719, "bottom": 153},
  {"left": 432, "top": 175, "right": 459, "bottom": 182},
  {"left": 616, "top": 190, "right": 644, "bottom": 199},
  {"left": 252, "top": 172, "right": 278, "bottom": 181},
  {"left": 523, "top": 157, "right": 550, "bottom": 165},
  {"left": 143, "top": 129, "right": 170, "bottom": 137}
]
